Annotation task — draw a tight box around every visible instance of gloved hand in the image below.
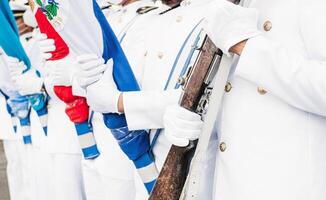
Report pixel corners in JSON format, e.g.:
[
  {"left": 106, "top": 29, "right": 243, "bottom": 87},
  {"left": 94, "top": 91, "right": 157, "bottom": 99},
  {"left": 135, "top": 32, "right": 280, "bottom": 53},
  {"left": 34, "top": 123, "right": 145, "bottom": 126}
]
[
  {"left": 163, "top": 105, "right": 203, "bottom": 147},
  {"left": 6, "top": 56, "right": 43, "bottom": 96},
  {"left": 50, "top": 56, "right": 80, "bottom": 86},
  {"left": 24, "top": 32, "right": 55, "bottom": 72},
  {"left": 86, "top": 59, "right": 121, "bottom": 113},
  {"left": 33, "top": 32, "right": 56, "bottom": 60},
  {"left": 76, "top": 54, "right": 108, "bottom": 88},
  {"left": 204, "top": 0, "right": 260, "bottom": 55}
]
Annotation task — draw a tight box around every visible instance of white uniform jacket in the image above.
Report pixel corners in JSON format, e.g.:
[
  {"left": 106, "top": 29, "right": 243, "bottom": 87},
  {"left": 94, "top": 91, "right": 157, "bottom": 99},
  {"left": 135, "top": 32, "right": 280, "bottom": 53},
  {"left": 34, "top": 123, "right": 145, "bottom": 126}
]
[
  {"left": 122, "top": 0, "right": 218, "bottom": 169},
  {"left": 42, "top": 0, "right": 103, "bottom": 154},
  {"left": 0, "top": 51, "right": 21, "bottom": 140},
  {"left": 88, "top": 0, "right": 158, "bottom": 180},
  {"left": 211, "top": 0, "right": 326, "bottom": 200}
]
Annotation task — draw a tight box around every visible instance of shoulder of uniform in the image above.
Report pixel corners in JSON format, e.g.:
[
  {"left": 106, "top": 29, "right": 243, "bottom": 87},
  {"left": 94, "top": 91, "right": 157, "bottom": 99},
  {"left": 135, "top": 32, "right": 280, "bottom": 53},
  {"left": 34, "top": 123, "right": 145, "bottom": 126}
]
[{"left": 136, "top": 6, "right": 158, "bottom": 15}]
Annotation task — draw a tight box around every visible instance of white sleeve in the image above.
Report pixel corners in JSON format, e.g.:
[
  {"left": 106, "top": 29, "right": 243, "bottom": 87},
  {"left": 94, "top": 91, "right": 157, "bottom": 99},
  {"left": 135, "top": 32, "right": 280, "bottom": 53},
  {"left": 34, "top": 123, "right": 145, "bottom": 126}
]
[
  {"left": 236, "top": 35, "right": 326, "bottom": 117},
  {"left": 123, "top": 89, "right": 181, "bottom": 130},
  {"left": 0, "top": 53, "right": 15, "bottom": 93},
  {"left": 71, "top": 77, "right": 86, "bottom": 97}
]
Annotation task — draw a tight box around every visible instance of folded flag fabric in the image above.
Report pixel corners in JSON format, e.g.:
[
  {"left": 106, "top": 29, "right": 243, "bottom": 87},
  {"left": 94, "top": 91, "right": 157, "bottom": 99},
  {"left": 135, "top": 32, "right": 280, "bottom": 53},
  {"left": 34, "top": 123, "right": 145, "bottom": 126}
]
[
  {"left": 0, "top": 0, "right": 48, "bottom": 137},
  {"left": 30, "top": 0, "right": 158, "bottom": 192},
  {"left": 0, "top": 89, "right": 32, "bottom": 144},
  {"left": 92, "top": 1, "right": 159, "bottom": 193},
  {"left": 30, "top": 0, "right": 100, "bottom": 159}
]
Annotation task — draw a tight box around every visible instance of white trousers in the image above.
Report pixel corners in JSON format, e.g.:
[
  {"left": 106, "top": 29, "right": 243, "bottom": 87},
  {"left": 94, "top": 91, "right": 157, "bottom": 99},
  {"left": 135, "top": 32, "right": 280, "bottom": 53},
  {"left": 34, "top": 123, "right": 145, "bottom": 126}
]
[
  {"left": 82, "top": 157, "right": 136, "bottom": 200},
  {"left": 47, "top": 153, "right": 86, "bottom": 200},
  {"left": 3, "top": 140, "right": 25, "bottom": 200},
  {"left": 32, "top": 146, "right": 52, "bottom": 200},
  {"left": 22, "top": 145, "right": 39, "bottom": 200},
  {"left": 83, "top": 113, "right": 136, "bottom": 200}
]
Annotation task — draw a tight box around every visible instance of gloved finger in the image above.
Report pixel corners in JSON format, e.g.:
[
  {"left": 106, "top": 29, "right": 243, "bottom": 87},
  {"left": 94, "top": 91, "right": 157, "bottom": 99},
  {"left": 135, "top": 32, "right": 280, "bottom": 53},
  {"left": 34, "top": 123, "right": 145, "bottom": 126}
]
[
  {"left": 5, "top": 56, "right": 20, "bottom": 63},
  {"left": 34, "top": 33, "right": 48, "bottom": 41},
  {"left": 165, "top": 131, "right": 190, "bottom": 147},
  {"left": 102, "top": 59, "right": 114, "bottom": 75},
  {"left": 8, "top": 63, "right": 26, "bottom": 74},
  {"left": 77, "top": 54, "right": 99, "bottom": 64},
  {"left": 9, "top": 71, "right": 22, "bottom": 78},
  {"left": 8, "top": 65, "right": 23, "bottom": 74},
  {"left": 170, "top": 106, "right": 202, "bottom": 121},
  {"left": 38, "top": 38, "right": 55, "bottom": 46},
  {"left": 51, "top": 78, "right": 63, "bottom": 86},
  {"left": 40, "top": 45, "right": 56, "bottom": 53},
  {"left": 79, "top": 74, "right": 102, "bottom": 88},
  {"left": 80, "top": 58, "right": 105, "bottom": 71},
  {"left": 82, "top": 64, "right": 107, "bottom": 78},
  {"left": 166, "top": 105, "right": 202, "bottom": 121},
  {"left": 164, "top": 115, "right": 203, "bottom": 136},
  {"left": 177, "top": 129, "right": 201, "bottom": 141},
  {"left": 163, "top": 112, "right": 202, "bottom": 130},
  {"left": 42, "top": 53, "right": 52, "bottom": 60},
  {"left": 164, "top": 116, "right": 201, "bottom": 140},
  {"left": 105, "top": 58, "right": 114, "bottom": 66}
]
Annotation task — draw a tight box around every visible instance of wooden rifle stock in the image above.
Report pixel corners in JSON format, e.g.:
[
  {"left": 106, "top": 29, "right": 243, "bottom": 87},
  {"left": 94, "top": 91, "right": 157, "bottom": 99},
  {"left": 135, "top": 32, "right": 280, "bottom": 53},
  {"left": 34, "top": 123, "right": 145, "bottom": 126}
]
[{"left": 149, "top": 35, "right": 222, "bottom": 200}]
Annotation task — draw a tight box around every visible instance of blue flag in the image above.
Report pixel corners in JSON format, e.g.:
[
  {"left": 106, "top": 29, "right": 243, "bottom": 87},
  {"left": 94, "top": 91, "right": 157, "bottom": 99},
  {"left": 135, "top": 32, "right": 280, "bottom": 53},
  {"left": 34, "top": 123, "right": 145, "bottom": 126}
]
[
  {"left": 0, "top": 0, "right": 48, "bottom": 137},
  {"left": 0, "top": 0, "right": 31, "bottom": 69},
  {"left": 92, "top": 0, "right": 158, "bottom": 192}
]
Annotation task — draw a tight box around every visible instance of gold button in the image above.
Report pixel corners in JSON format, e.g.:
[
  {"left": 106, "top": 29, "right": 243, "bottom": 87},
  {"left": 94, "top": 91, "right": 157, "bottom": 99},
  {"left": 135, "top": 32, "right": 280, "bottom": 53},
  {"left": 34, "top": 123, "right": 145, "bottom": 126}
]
[
  {"left": 219, "top": 142, "right": 227, "bottom": 152},
  {"left": 157, "top": 52, "right": 164, "bottom": 59},
  {"left": 225, "top": 82, "right": 232, "bottom": 92},
  {"left": 176, "top": 16, "right": 183, "bottom": 23},
  {"left": 257, "top": 87, "right": 267, "bottom": 95},
  {"left": 263, "top": 20, "right": 272, "bottom": 31},
  {"left": 181, "top": 0, "right": 191, "bottom": 6}
]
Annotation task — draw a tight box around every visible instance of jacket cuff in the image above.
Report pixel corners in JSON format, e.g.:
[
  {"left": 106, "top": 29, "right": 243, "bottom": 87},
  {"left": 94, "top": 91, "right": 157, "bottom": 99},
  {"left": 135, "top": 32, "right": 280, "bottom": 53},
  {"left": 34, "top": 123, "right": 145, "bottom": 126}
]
[
  {"left": 235, "top": 36, "right": 269, "bottom": 82},
  {"left": 123, "top": 89, "right": 181, "bottom": 131}
]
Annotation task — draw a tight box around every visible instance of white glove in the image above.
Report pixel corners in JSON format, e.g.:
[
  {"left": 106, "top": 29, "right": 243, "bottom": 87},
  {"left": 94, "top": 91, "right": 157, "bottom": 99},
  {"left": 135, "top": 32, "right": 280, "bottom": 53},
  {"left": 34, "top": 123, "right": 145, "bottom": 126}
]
[
  {"left": 163, "top": 105, "right": 203, "bottom": 147},
  {"left": 86, "top": 59, "right": 121, "bottom": 113},
  {"left": 205, "top": 0, "right": 260, "bottom": 55},
  {"left": 24, "top": 32, "right": 56, "bottom": 72},
  {"left": 76, "top": 54, "right": 108, "bottom": 88},
  {"left": 7, "top": 56, "right": 43, "bottom": 95},
  {"left": 50, "top": 56, "right": 80, "bottom": 86},
  {"left": 34, "top": 32, "right": 56, "bottom": 60}
]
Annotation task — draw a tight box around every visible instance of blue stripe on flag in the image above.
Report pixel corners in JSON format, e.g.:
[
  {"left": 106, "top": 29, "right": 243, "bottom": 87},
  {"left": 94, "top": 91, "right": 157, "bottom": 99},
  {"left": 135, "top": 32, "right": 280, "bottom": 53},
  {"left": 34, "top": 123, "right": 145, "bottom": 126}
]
[
  {"left": 36, "top": 106, "right": 47, "bottom": 116},
  {"left": 23, "top": 135, "right": 32, "bottom": 144},
  {"left": 75, "top": 122, "right": 92, "bottom": 135},
  {"left": 43, "top": 127, "right": 48, "bottom": 136},
  {"left": 19, "top": 117, "right": 30, "bottom": 126},
  {"left": 82, "top": 145, "right": 100, "bottom": 159},
  {"left": 134, "top": 151, "right": 154, "bottom": 169},
  {"left": 145, "top": 180, "right": 157, "bottom": 193}
]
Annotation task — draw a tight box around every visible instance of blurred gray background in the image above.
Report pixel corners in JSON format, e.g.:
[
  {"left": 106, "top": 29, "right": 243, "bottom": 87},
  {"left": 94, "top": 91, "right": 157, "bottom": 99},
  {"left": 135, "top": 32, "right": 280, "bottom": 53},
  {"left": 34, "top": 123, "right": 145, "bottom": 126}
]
[{"left": 0, "top": 141, "right": 10, "bottom": 200}]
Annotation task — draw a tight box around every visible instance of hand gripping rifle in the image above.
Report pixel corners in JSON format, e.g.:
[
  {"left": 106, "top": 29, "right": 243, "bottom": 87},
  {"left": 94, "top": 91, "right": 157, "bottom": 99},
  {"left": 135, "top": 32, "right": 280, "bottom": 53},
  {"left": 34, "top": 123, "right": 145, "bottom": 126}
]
[
  {"left": 148, "top": 33, "right": 227, "bottom": 200},
  {"left": 149, "top": 1, "right": 240, "bottom": 197},
  {"left": 150, "top": 31, "right": 241, "bottom": 200}
]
